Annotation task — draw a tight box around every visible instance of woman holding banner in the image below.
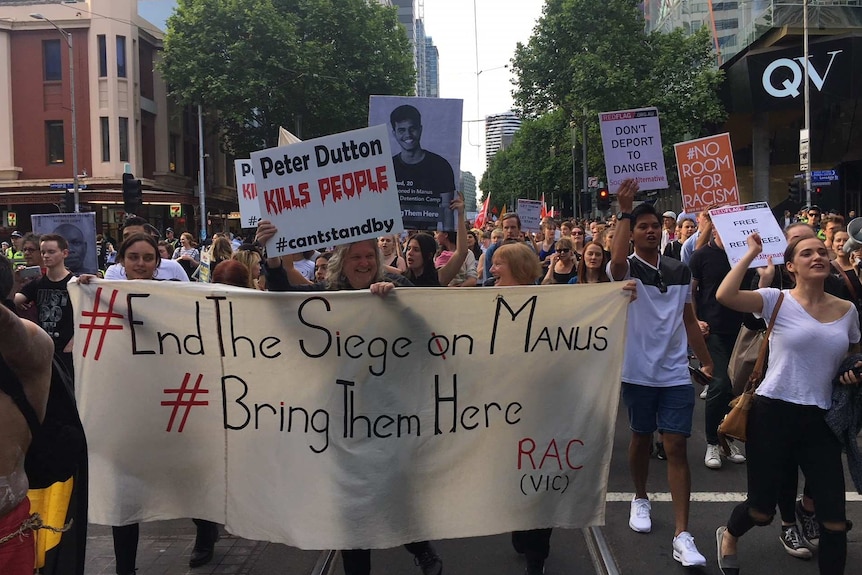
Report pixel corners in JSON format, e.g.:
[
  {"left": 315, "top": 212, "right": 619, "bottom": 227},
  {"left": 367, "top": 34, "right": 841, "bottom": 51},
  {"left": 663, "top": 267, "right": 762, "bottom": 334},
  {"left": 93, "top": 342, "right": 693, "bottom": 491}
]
[
  {"left": 79, "top": 234, "right": 221, "bottom": 573},
  {"left": 255, "top": 203, "right": 469, "bottom": 575}
]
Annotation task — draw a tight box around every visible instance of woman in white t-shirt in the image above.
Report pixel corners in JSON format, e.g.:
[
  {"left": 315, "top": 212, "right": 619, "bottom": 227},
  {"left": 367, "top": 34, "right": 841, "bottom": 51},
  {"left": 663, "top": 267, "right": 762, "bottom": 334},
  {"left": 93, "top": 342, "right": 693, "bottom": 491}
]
[{"left": 714, "top": 233, "right": 861, "bottom": 575}]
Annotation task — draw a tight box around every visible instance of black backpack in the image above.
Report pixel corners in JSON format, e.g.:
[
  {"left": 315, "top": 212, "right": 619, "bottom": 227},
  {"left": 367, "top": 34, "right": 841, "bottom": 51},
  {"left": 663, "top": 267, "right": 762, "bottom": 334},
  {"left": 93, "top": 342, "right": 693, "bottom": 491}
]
[{"left": 0, "top": 355, "right": 87, "bottom": 489}]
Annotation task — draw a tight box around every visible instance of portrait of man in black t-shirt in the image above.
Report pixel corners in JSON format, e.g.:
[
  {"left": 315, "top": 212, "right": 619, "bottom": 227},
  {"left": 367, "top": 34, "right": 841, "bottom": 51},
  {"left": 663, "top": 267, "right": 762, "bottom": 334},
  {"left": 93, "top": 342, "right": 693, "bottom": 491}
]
[{"left": 389, "top": 104, "right": 457, "bottom": 231}]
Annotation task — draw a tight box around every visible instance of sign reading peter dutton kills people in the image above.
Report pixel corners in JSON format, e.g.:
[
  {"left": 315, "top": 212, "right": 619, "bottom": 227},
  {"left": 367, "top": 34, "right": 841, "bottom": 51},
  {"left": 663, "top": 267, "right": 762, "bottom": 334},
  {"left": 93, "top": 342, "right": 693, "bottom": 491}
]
[
  {"left": 234, "top": 159, "right": 262, "bottom": 229},
  {"left": 369, "top": 96, "right": 462, "bottom": 231},
  {"left": 709, "top": 202, "right": 787, "bottom": 268},
  {"left": 250, "top": 125, "right": 403, "bottom": 256},
  {"left": 32, "top": 212, "right": 98, "bottom": 275},
  {"left": 674, "top": 133, "right": 740, "bottom": 214},
  {"left": 70, "top": 280, "right": 629, "bottom": 550},
  {"left": 598, "top": 107, "right": 667, "bottom": 192}
]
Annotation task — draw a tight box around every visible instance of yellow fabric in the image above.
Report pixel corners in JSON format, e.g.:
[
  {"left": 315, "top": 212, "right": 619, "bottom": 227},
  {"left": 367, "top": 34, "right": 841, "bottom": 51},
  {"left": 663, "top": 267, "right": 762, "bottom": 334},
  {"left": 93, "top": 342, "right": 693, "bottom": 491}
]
[{"left": 27, "top": 477, "right": 74, "bottom": 568}]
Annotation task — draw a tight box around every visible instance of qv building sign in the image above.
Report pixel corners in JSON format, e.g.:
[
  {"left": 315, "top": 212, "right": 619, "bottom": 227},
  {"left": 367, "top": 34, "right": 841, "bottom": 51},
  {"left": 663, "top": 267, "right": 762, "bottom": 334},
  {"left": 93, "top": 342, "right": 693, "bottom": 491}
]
[
  {"left": 745, "top": 36, "right": 859, "bottom": 112},
  {"left": 761, "top": 50, "right": 842, "bottom": 99}
]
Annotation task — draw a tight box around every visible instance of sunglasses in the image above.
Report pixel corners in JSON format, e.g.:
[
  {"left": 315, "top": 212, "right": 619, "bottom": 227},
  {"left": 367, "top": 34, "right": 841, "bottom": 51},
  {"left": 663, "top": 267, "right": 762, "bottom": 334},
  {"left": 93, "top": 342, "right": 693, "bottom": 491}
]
[
  {"left": 656, "top": 269, "right": 667, "bottom": 294},
  {"left": 557, "top": 248, "right": 571, "bottom": 254}
]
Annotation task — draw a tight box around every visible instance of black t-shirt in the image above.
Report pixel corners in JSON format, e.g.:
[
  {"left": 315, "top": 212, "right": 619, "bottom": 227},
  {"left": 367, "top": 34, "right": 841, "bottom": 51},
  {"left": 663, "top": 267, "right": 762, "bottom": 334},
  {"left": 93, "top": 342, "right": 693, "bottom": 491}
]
[
  {"left": 689, "top": 241, "right": 743, "bottom": 335},
  {"left": 20, "top": 272, "right": 75, "bottom": 352},
  {"left": 393, "top": 151, "right": 455, "bottom": 231}
]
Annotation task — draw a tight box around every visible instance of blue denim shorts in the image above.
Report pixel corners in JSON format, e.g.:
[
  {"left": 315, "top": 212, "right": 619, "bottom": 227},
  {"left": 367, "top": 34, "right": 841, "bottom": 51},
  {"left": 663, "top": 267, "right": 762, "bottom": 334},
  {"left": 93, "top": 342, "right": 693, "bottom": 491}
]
[{"left": 622, "top": 382, "right": 695, "bottom": 437}]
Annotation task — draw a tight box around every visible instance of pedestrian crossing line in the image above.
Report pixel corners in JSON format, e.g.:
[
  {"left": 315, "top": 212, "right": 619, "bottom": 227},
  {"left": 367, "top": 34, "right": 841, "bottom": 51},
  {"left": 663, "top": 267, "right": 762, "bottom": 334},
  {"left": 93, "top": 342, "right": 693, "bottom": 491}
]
[{"left": 606, "top": 492, "right": 862, "bottom": 502}]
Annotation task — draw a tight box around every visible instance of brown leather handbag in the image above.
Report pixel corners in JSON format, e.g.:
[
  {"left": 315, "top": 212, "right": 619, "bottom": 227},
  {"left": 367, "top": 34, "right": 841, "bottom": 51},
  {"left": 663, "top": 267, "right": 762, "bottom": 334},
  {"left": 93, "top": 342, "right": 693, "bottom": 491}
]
[{"left": 718, "top": 292, "right": 784, "bottom": 451}]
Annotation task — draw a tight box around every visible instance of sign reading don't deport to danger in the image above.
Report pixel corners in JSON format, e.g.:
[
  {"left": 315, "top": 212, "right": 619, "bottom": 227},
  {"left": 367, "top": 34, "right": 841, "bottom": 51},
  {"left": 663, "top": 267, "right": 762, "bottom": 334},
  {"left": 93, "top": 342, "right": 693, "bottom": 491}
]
[{"left": 599, "top": 107, "right": 667, "bottom": 192}]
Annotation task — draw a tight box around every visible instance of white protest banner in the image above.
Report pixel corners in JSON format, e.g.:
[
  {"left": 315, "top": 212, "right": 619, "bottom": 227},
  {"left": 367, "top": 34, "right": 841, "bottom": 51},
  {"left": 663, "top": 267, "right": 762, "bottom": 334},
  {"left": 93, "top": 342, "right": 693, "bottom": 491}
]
[
  {"left": 71, "top": 281, "right": 629, "bottom": 550},
  {"left": 517, "top": 199, "right": 543, "bottom": 233},
  {"left": 234, "top": 159, "right": 262, "bottom": 229},
  {"left": 250, "top": 125, "right": 403, "bottom": 257},
  {"left": 709, "top": 202, "right": 787, "bottom": 267},
  {"left": 598, "top": 107, "right": 667, "bottom": 192},
  {"left": 674, "top": 133, "right": 740, "bottom": 214},
  {"left": 32, "top": 212, "right": 98, "bottom": 274}
]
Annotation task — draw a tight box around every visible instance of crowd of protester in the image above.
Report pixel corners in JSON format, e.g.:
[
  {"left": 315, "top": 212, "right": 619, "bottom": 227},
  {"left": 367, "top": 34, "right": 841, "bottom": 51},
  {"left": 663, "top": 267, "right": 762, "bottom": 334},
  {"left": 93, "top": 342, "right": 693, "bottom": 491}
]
[{"left": 1, "top": 185, "right": 861, "bottom": 575}]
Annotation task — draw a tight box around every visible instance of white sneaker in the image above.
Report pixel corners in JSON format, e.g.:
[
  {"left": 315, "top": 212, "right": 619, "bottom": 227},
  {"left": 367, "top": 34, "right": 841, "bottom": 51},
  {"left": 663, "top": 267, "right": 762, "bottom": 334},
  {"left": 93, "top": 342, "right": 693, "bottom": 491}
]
[
  {"left": 672, "top": 531, "right": 707, "bottom": 567},
  {"left": 699, "top": 386, "right": 708, "bottom": 399},
  {"left": 629, "top": 497, "right": 651, "bottom": 533},
  {"left": 704, "top": 444, "right": 722, "bottom": 469},
  {"left": 721, "top": 442, "right": 746, "bottom": 464}
]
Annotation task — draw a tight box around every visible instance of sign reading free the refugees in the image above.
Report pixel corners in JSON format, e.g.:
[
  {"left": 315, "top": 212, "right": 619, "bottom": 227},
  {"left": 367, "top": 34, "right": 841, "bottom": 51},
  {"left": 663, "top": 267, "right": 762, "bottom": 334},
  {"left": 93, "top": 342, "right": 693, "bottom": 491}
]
[
  {"left": 599, "top": 107, "right": 667, "bottom": 192},
  {"left": 674, "top": 133, "right": 740, "bottom": 213},
  {"left": 709, "top": 202, "right": 787, "bottom": 268},
  {"left": 250, "top": 125, "right": 404, "bottom": 257}
]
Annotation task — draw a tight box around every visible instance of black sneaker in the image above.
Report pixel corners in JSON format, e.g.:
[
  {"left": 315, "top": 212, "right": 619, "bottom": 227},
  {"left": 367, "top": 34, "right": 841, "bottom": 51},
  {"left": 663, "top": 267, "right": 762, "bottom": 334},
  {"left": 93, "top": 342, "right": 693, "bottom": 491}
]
[
  {"left": 655, "top": 441, "right": 667, "bottom": 460},
  {"left": 780, "top": 525, "right": 812, "bottom": 559},
  {"left": 414, "top": 548, "right": 443, "bottom": 575},
  {"left": 525, "top": 558, "right": 545, "bottom": 575},
  {"left": 795, "top": 499, "right": 820, "bottom": 550}
]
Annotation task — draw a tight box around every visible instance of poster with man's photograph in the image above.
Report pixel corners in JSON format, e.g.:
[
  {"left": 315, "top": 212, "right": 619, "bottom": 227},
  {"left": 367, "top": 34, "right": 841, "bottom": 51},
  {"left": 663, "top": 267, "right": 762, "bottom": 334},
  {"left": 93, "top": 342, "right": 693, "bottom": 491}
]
[
  {"left": 31, "top": 212, "right": 98, "bottom": 275},
  {"left": 369, "top": 96, "right": 462, "bottom": 231}
]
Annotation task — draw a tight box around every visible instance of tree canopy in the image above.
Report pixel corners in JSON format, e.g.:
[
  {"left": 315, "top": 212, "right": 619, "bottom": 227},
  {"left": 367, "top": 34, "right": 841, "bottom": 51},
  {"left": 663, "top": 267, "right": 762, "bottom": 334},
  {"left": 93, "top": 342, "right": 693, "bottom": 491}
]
[
  {"left": 481, "top": 0, "right": 726, "bottom": 213},
  {"left": 160, "top": 0, "right": 415, "bottom": 157}
]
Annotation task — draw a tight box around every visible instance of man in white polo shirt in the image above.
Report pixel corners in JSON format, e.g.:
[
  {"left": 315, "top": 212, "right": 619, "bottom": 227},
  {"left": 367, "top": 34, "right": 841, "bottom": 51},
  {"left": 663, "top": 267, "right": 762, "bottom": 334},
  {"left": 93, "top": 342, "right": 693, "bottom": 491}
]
[{"left": 609, "top": 179, "right": 714, "bottom": 568}]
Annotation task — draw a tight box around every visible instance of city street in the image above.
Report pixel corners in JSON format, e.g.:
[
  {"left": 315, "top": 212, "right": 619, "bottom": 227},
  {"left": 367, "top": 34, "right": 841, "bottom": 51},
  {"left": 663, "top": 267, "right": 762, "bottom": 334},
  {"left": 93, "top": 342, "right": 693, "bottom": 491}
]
[{"left": 83, "top": 387, "right": 862, "bottom": 574}]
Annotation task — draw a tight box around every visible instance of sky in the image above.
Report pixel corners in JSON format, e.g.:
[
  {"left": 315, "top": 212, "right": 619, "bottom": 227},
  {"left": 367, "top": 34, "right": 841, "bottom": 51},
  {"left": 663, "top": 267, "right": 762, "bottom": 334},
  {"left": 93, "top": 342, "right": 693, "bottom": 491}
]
[{"left": 138, "top": 0, "right": 546, "bottom": 193}]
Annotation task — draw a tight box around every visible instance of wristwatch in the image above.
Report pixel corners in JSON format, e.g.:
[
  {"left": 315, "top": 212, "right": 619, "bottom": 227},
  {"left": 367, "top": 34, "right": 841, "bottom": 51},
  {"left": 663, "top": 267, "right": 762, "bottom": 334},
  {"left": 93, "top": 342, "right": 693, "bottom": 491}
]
[{"left": 617, "top": 212, "right": 634, "bottom": 222}]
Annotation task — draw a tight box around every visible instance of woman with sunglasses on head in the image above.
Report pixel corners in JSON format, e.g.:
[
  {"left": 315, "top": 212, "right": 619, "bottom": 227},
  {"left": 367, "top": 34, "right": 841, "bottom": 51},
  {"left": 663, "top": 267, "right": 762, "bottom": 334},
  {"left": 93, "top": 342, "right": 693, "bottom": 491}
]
[
  {"left": 715, "top": 233, "right": 860, "bottom": 575},
  {"left": 541, "top": 237, "right": 577, "bottom": 284}
]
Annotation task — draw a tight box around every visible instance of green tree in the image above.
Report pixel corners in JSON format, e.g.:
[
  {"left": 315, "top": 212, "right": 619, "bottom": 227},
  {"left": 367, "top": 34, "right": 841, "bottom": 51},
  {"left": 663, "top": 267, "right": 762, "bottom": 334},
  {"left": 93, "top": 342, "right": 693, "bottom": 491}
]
[
  {"left": 486, "top": 0, "right": 725, "bottom": 200},
  {"left": 160, "top": 0, "right": 415, "bottom": 157}
]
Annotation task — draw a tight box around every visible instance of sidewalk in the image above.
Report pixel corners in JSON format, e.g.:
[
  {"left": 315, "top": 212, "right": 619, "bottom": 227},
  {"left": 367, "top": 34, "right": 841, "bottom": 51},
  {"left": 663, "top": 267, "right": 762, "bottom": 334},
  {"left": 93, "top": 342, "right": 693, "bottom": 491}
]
[{"left": 86, "top": 521, "right": 322, "bottom": 575}]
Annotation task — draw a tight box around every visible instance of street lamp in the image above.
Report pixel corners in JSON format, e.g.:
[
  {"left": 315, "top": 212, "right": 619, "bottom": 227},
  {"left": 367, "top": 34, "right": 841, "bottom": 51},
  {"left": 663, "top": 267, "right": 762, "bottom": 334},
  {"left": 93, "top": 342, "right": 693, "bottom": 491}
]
[{"left": 30, "top": 13, "right": 79, "bottom": 212}]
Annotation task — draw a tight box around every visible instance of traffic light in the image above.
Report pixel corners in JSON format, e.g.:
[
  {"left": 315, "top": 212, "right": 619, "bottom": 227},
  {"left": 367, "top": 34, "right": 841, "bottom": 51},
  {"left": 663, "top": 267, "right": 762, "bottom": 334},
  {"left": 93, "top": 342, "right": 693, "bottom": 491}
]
[
  {"left": 597, "top": 188, "right": 610, "bottom": 211},
  {"left": 63, "top": 190, "right": 74, "bottom": 213},
  {"left": 122, "top": 172, "right": 143, "bottom": 214},
  {"left": 788, "top": 180, "right": 801, "bottom": 203},
  {"left": 814, "top": 186, "right": 823, "bottom": 199},
  {"left": 580, "top": 191, "right": 592, "bottom": 215}
]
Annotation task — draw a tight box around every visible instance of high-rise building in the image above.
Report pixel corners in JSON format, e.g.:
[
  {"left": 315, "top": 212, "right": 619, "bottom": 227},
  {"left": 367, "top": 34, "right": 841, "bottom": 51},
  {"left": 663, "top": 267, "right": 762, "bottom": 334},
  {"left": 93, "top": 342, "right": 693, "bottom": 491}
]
[
  {"left": 392, "top": 0, "right": 417, "bottom": 94},
  {"left": 423, "top": 36, "right": 439, "bottom": 98},
  {"left": 485, "top": 112, "right": 522, "bottom": 166},
  {"left": 460, "top": 171, "right": 477, "bottom": 211}
]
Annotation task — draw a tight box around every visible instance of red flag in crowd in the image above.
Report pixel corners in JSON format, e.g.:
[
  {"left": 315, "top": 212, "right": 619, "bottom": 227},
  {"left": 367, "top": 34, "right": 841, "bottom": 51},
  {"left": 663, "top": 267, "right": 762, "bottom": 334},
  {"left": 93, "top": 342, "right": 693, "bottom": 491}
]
[
  {"left": 540, "top": 193, "right": 548, "bottom": 218},
  {"left": 475, "top": 194, "right": 490, "bottom": 228}
]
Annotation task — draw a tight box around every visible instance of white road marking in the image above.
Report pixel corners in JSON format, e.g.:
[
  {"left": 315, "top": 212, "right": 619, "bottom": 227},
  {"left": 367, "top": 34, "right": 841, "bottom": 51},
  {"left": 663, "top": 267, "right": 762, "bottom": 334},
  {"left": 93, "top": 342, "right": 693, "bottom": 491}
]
[{"left": 607, "top": 492, "right": 862, "bottom": 502}]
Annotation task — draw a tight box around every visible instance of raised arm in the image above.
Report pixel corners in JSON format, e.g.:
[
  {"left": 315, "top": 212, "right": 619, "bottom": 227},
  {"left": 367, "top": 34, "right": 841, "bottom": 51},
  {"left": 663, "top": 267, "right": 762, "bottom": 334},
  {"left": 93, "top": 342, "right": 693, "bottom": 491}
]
[
  {"left": 609, "top": 179, "right": 638, "bottom": 280},
  {"left": 0, "top": 300, "right": 53, "bottom": 421},
  {"left": 255, "top": 220, "right": 312, "bottom": 286},
  {"left": 437, "top": 195, "right": 469, "bottom": 287},
  {"left": 716, "top": 233, "right": 765, "bottom": 314}
]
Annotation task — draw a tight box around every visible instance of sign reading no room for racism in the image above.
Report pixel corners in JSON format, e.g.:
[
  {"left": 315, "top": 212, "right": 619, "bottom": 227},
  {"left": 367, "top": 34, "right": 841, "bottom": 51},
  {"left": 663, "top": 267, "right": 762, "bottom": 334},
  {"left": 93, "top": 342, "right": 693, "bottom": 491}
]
[
  {"left": 599, "top": 107, "right": 667, "bottom": 192},
  {"left": 250, "top": 125, "right": 404, "bottom": 257},
  {"left": 674, "top": 133, "right": 740, "bottom": 214}
]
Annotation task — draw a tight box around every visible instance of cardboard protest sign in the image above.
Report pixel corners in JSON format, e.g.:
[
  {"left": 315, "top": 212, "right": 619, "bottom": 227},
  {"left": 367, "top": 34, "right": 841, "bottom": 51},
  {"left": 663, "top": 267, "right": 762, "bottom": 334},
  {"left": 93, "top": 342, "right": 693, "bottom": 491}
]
[
  {"left": 234, "top": 160, "right": 262, "bottom": 229},
  {"left": 369, "top": 96, "right": 463, "bottom": 231},
  {"left": 32, "top": 212, "right": 98, "bottom": 274},
  {"left": 517, "top": 199, "right": 543, "bottom": 233},
  {"left": 71, "top": 281, "right": 629, "bottom": 550},
  {"left": 709, "top": 202, "right": 787, "bottom": 267},
  {"left": 250, "top": 125, "right": 404, "bottom": 257},
  {"left": 674, "top": 133, "right": 740, "bottom": 213},
  {"left": 599, "top": 107, "right": 667, "bottom": 192}
]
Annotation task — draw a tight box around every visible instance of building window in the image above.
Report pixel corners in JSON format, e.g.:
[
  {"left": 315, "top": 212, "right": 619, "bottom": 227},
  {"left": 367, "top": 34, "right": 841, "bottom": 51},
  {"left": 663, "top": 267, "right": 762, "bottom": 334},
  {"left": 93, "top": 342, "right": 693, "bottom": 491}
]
[
  {"left": 43, "top": 39, "right": 61, "bottom": 81},
  {"left": 98, "top": 35, "right": 107, "bottom": 77},
  {"left": 100, "top": 117, "right": 110, "bottom": 162},
  {"left": 119, "top": 117, "right": 129, "bottom": 162},
  {"left": 715, "top": 18, "right": 739, "bottom": 31},
  {"left": 46, "top": 121, "right": 65, "bottom": 164},
  {"left": 117, "top": 36, "right": 127, "bottom": 78}
]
